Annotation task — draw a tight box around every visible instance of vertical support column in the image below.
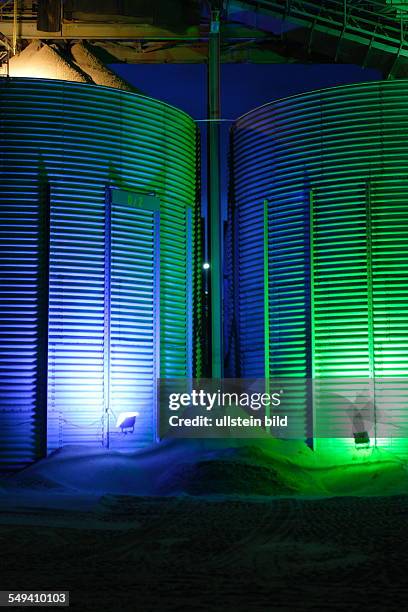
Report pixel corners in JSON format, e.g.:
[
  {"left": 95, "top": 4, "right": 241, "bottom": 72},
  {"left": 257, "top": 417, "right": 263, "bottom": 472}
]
[
  {"left": 37, "top": 0, "right": 62, "bottom": 33},
  {"left": 207, "top": 7, "right": 223, "bottom": 378},
  {"left": 365, "top": 180, "right": 376, "bottom": 444},
  {"left": 307, "top": 189, "right": 316, "bottom": 449},
  {"left": 12, "top": 0, "right": 17, "bottom": 55},
  {"left": 103, "top": 189, "right": 112, "bottom": 448}
]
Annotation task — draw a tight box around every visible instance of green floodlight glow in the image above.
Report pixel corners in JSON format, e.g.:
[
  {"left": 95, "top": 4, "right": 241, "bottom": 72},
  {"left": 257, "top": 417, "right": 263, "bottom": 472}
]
[{"left": 231, "top": 80, "right": 408, "bottom": 461}]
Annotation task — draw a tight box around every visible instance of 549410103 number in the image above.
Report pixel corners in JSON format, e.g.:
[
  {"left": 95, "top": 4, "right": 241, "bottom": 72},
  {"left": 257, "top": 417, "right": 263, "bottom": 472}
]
[{"left": 0, "top": 592, "right": 69, "bottom": 607}]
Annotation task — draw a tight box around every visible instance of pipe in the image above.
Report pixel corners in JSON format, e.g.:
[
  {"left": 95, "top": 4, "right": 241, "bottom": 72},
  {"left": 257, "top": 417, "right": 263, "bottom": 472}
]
[
  {"left": 207, "top": 7, "right": 223, "bottom": 378},
  {"left": 12, "top": 0, "right": 17, "bottom": 55}
]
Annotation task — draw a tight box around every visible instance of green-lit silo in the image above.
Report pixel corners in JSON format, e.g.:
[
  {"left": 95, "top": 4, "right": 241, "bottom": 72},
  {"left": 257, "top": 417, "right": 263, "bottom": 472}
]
[
  {"left": 230, "top": 80, "right": 408, "bottom": 458},
  {"left": 0, "top": 77, "right": 201, "bottom": 470}
]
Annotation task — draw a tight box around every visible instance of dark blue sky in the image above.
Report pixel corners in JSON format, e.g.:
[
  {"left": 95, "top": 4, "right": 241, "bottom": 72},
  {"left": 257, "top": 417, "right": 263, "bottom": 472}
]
[
  {"left": 111, "top": 62, "right": 380, "bottom": 120},
  {"left": 111, "top": 62, "right": 381, "bottom": 223}
]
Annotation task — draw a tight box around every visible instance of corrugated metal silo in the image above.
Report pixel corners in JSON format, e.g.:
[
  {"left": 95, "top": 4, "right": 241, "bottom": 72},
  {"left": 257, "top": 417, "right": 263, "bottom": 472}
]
[
  {"left": 0, "top": 77, "right": 201, "bottom": 470},
  {"left": 230, "top": 80, "right": 408, "bottom": 458}
]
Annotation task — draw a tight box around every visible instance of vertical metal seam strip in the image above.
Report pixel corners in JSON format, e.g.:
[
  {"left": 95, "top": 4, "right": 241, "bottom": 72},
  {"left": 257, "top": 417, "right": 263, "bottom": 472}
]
[
  {"left": 104, "top": 188, "right": 112, "bottom": 448},
  {"left": 230, "top": 128, "right": 241, "bottom": 377},
  {"left": 365, "top": 179, "right": 376, "bottom": 444},
  {"left": 153, "top": 209, "right": 161, "bottom": 442},
  {"left": 263, "top": 199, "right": 271, "bottom": 422},
  {"left": 38, "top": 180, "right": 51, "bottom": 459},
  {"left": 309, "top": 188, "right": 316, "bottom": 449},
  {"left": 186, "top": 207, "right": 193, "bottom": 378},
  {"left": 193, "top": 126, "right": 203, "bottom": 377}
]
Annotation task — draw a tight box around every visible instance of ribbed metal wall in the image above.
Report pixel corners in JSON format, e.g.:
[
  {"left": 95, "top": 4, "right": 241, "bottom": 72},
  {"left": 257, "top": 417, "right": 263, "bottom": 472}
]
[
  {"left": 0, "top": 169, "right": 49, "bottom": 470},
  {"left": 230, "top": 80, "right": 408, "bottom": 456},
  {"left": 0, "top": 78, "right": 199, "bottom": 469}
]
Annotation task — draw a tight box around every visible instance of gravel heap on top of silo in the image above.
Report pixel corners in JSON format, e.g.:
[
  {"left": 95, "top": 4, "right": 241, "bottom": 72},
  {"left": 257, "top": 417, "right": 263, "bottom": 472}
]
[
  {"left": 9, "top": 40, "right": 89, "bottom": 82},
  {"left": 9, "top": 40, "right": 139, "bottom": 92},
  {"left": 71, "top": 41, "right": 140, "bottom": 92}
]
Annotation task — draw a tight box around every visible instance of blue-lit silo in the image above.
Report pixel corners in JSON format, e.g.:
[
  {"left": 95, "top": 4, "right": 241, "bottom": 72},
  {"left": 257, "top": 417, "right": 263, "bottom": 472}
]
[{"left": 0, "top": 77, "right": 201, "bottom": 470}]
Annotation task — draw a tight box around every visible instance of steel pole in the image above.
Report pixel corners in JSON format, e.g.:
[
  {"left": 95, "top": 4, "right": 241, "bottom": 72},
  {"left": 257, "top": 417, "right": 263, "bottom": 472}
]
[
  {"left": 12, "top": 0, "right": 17, "bottom": 55},
  {"left": 207, "top": 8, "right": 223, "bottom": 378}
]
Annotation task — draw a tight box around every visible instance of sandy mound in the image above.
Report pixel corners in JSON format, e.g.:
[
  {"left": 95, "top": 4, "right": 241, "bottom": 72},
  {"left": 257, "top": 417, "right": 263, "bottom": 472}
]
[
  {"left": 2, "top": 438, "right": 408, "bottom": 504},
  {"left": 9, "top": 41, "right": 139, "bottom": 92},
  {"left": 157, "top": 458, "right": 298, "bottom": 496},
  {"left": 71, "top": 42, "right": 139, "bottom": 92},
  {"left": 9, "top": 40, "right": 90, "bottom": 82}
]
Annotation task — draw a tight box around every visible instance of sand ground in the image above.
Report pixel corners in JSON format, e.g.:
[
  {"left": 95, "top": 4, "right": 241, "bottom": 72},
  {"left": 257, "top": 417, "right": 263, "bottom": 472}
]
[{"left": 1, "top": 443, "right": 407, "bottom": 611}]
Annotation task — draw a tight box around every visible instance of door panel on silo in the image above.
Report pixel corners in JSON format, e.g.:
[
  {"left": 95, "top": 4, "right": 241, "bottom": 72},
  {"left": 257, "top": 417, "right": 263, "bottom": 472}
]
[
  {"left": 47, "top": 185, "right": 105, "bottom": 451},
  {"left": 370, "top": 179, "right": 408, "bottom": 455},
  {"left": 47, "top": 188, "right": 160, "bottom": 452},
  {"left": 108, "top": 189, "right": 160, "bottom": 451}
]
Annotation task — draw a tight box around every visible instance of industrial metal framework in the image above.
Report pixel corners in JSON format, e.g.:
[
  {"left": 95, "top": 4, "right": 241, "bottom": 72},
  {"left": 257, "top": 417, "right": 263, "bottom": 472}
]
[
  {"left": 3, "top": 1, "right": 408, "bottom": 69},
  {"left": 239, "top": 0, "right": 408, "bottom": 77}
]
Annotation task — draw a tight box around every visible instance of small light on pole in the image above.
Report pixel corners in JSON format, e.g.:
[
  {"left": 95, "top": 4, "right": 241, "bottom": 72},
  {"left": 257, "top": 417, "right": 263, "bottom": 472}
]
[{"left": 203, "top": 262, "right": 210, "bottom": 270}]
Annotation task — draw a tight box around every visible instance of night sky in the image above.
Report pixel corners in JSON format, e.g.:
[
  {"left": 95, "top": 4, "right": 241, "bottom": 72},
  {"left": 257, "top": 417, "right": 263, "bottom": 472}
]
[{"left": 111, "top": 62, "right": 381, "bottom": 220}]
